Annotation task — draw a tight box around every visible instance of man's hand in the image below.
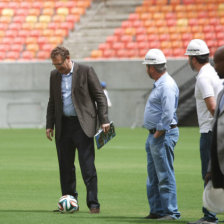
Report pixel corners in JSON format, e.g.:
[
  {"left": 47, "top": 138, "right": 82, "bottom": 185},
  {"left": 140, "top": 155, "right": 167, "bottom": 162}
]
[
  {"left": 101, "top": 123, "right": 110, "bottom": 133},
  {"left": 46, "top": 129, "right": 54, "bottom": 141},
  {"left": 154, "top": 130, "right": 165, "bottom": 138},
  {"left": 205, "top": 172, "right": 212, "bottom": 185}
]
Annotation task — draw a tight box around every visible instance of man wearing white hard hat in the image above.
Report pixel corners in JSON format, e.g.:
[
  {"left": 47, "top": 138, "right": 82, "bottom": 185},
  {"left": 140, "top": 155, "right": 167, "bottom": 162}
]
[
  {"left": 143, "top": 49, "right": 180, "bottom": 220},
  {"left": 185, "top": 39, "right": 222, "bottom": 224}
]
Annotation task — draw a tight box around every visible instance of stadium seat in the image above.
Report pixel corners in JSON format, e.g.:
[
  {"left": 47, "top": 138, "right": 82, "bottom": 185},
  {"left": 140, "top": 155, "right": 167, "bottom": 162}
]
[
  {"left": 90, "top": 50, "right": 102, "bottom": 58},
  {"left": 170, "top": 33, "right": 182, "bottom": 41},
  {"left": 36, "top": 51, "right": 50, "bottom": 60},
  {"left": 216, "top": 31, "right": 224, "bottom": 40},
  {"left": 203, "top": 25, "right": 215, "bottom": 33},
  {"left": 6, "top": 51, "right": 20, "bottom": 60},
  {"left": 0, "top": 16, "right": 12, "bottom": 23},
  {"left": 139, "top": 48, "right": 148, "bottom": 57},
  {"left": 8, "top": 23, "right": 22, "bottom": 31},
  {"left": 182, "top": 33, "right": 193, "bottom": 41},
  {"left": 42, "top": 8, "right": 54, "bottom": 16},
  {"left": 39, "top": 15, "right": 51, "bottom": 23},
  {"left": 205, "top": 33, "right": 216, "bottom": 41},
  {"left": 106, "top": 36, "right": 118, "bottom": 45},
  {"left": 20, "top": 2, "right": 32, "bottom": 9},
  {"left": 136, "top": 34, "right": 147, "bottom": 42},
  {"left": 0, "top": 44, "right": 10, "bottom": 52},
  {"left": 214, "top": 25, "right": 224, "bottom": 32},
  {"left": 70, "top": 7, "right": 85, "bottom": 16},
  {"left": 26, "top": 37, "right": 37, "bottom": 45},
  {"left": 2, "top": 8, "right": 14, "bottom": 17},
  {"left": 173, "top": 48, "right": 185, "bottom": 57},
  {"left": 26, "top": 43, "right": 39, "bottom": 52},
  {"left": 13, "top": 15, "right": 25, "bottom": 23},
  {"left": 14, "top": 37, "right": 26, "bottom": 45},
  {"left": 57, "top": 7, "right": 69, "bottom": 16},
  {"left": 15, "top": 8, "right": 29, "bottom": 16},
  {"left": 5, "top": 30, "right": 18, "bottom": 38},
  {"left": 0, "top": 30, "right": 5, "bottom": 38},
  {"left": 1, "top": 37, "right": 14, "bottom": 45},
  {"left": 0, "top": 51, "right": 6, "bottom": 60},
  {"left": 156, "top": 0, "right": 167, "bottom": 5},
  {"left": 128, "top": 13, "right": 139, "bottom": 21},
  {"left": 54, "top": 29, "right": 68, "bottom": 37},
  {"left": 103, "top": 49, "right": 115, "bottom": 58},
  {"left": 34, "top": 22, "right": 48, "bottom": 30},
  {"left": 193, "top": 33, "right": 205, "bottom": 39},
  {"left": 159, "top": 34, "right": 170, "bottom": 41},
  {"left": 28, "top": 8, "right": 40, "bottom": 16},
  {"left": 171, "top": 40, "right": 183, "bottom": 48},
  {"left": 120, "top": 35, "right": 133, "bottom": 43},
  {"left": 148, "top": 41, "right": 161, "bottom": 49},
  {"left": 10, "top": 44, "right": 23, "bottom": 52},
  {"left": 66, "top": 15, "right": 80, "bottom": 23},
  {"left": 52, "top": 15, "right": 66, "bottom": 23},
  {"left": 114, "top": 28, "right": 124, "bottom": 37},
  {"left": 160, "top": 5, "right": 173, "bottom": 13},
  {"left": 48, "top": 36, "right": 63, "bottom": 45},
  {"left": 170, "top": 0, "right": 181, "bottom": 5},
  {"left": 98, "top": 43, "right": 110, "bottom": 51},
  {"left": 21, "top": 51, "right": 35, "bottom": 60},
  {"left": 116, "top": 49, "right": 128, "bottom": 58},
  {"left": 112, "top": 42, "right": 125, "bottom": 51},
  {"left": 43, "top": 1, "right": 55, "bottom": 8},
  {"left": 162, "top": 48, "right": 173, "bottom": 57}
]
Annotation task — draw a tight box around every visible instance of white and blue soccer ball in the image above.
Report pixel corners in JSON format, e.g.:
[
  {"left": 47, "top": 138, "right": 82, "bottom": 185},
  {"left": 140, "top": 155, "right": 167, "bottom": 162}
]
[{"left": 58, "top": 195, "right": 79, "bottom": 213}]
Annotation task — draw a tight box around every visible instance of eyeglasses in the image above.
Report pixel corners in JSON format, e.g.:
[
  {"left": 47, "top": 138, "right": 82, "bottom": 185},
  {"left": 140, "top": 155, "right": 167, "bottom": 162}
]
[{"left": 52, "top": 58, "right": 66, "bottom": 67}]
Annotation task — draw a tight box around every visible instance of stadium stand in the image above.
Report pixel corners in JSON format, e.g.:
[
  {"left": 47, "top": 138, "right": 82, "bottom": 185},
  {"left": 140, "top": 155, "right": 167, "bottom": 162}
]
[
  {"left": 0, "top": 0, "right": 224, "bottom": 61},
  {"left": 0, "top": 0, "right": 92, "bottom": 61},
  {"left": 88, "top": 0, "right": 224, "bottom": 59}
]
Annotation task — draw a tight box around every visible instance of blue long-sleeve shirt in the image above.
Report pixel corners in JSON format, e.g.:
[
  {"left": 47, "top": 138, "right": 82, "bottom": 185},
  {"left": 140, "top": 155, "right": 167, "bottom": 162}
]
[
  {"left": 144, "top": 72, "right": 179, "bottom": 131},
  {"left": 61, "top": 63, "right": 77, "bottom": 117}
]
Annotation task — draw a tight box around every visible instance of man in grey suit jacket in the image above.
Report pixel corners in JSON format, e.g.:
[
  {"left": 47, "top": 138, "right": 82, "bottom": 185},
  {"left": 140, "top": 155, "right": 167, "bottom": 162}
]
[
  {"left": 46, "top": 46, "right": 110, "bottom": 213},
  {"left": 209, "top": 46, "right": 224, "bottom": 189}
]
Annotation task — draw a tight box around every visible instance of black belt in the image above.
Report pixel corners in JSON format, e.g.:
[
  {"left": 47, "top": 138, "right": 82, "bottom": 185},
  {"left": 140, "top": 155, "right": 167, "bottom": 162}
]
[
  {"left": 149, "top": 125, "right": 177, "bottom": 134},
  {"left": 63, "top": 116, "right": 77, "bottom": 120}
]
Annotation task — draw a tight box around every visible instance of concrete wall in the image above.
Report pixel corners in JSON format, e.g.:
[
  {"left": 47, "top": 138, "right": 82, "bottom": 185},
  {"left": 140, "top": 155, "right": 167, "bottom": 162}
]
[{"left": 0, "top": 59, "right": 195, "bottom": 128}]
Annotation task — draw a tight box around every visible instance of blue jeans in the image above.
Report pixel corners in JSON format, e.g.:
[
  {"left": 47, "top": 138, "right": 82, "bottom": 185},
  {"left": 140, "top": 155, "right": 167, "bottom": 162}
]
[
  {"left": 145, "top": 127, "right": 180, "bottom": 219},
  {"left": 200, "top": 132, "right": 217, "bottom": 222}
]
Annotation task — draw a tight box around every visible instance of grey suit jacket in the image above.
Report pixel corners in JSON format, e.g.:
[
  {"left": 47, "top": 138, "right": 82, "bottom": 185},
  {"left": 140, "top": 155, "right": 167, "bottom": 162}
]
[
  {"left": 46, "top": 62, "right": 109, "bottom": 140},
  {"left": 216, "top": 88, "right": 224, "bottom": 175}
]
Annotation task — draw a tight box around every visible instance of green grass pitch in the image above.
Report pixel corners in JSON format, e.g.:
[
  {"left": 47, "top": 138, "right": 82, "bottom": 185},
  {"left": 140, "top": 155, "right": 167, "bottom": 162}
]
[{"left": 0, "top": 127, "right": 223, "bottom": 224}]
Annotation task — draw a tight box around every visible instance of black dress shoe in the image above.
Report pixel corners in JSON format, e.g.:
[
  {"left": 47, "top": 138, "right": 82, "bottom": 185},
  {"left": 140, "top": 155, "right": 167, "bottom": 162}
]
[
  {"left": 144, "top": 213, "right": 162, "bottom": 219},
  {"left": 89, "top": 207, "right": 100, "bottom": 214}
]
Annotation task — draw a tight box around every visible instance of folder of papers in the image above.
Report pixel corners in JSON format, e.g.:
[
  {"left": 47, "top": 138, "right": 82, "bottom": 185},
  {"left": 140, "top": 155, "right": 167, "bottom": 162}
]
[{"left": 94, "top": 121, "right": 116, "bottom": 149}]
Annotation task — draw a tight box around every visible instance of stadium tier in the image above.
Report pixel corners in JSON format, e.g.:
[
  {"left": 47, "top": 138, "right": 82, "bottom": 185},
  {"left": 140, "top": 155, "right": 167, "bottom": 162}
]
[
  {"left": 0, "top": 0, "right": 224, "bottom": 61},
  {"left": 0, "top": 0, "right": 92, "bottom": 61},
  {"left": 90, "top": 0, "right": 224, "bottom": 59}
]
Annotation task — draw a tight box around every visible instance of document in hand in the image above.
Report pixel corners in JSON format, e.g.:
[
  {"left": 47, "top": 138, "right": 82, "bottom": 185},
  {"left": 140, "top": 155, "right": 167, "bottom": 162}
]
[{"left": 94, "top": 121, "right": 116, "bottom": 149}]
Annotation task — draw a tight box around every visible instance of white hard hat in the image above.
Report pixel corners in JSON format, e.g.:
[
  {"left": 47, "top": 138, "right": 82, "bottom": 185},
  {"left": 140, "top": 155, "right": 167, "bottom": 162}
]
[
  {"left": 203, "top": 180, "right": 224, "bottom": 214},
  {"left": 142, "top": 49, "right": 167, "bottom": 65},
  {"left": 185, "top": 39, "right": 210, "bottom": 56}
]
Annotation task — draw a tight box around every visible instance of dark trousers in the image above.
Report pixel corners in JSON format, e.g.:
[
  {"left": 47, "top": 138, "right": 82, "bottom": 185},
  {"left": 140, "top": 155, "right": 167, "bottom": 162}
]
[{"left": 55, "top": 116, "right": 100, "bottom": 209}]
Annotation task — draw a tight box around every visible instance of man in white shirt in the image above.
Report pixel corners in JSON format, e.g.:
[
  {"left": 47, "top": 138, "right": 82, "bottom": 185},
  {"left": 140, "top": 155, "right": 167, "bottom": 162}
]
[{"left": 185, "top": 39, "right": 223, "bottom": 224}]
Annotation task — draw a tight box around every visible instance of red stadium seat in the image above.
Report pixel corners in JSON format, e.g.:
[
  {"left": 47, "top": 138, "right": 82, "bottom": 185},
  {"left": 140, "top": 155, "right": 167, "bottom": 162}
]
[
  {"left": 0, "top": 51, "right": 6, "bottom": 60},
  {"left": 36, "top": 51, "right": 50, "bottom": 60},
  {"left": 6, "top": 51, "right": 20, "bottom": 60},
  {"left": 21, "top": 51, "right": 35, "bottom": 60},
  {"left": 103, "top": 49, "right": 115, "bottom": 58}
]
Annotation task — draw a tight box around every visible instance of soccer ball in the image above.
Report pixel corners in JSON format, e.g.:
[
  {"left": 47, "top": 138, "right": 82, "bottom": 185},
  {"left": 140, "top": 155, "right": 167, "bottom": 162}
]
[{"left": 58, "top": 195, "right": 79, "bottom": 213}]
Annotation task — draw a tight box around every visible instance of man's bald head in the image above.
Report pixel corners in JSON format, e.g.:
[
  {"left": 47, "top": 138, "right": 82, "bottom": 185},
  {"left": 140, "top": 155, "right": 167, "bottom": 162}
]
[{"left": 214, "top": 46, "right": 224, "bottom": 79}]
